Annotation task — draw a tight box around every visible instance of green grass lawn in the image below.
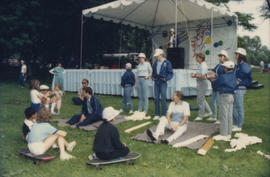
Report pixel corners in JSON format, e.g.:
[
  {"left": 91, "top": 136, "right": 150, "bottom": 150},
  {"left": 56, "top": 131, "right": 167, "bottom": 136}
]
[{"left": 0, "top": 69, "right": 269, "bottom": 177}]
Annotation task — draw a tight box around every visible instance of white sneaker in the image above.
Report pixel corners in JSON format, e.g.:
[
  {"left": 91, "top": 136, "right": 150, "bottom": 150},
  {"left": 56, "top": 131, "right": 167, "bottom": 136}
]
[
  {"left": 88, "top": 153, "right": 98, "bottom": 160},
  {"left": 119, "top": 109, "right": 123, "bottom": 113},
  {"left": 214, "top": 120, "right": 220, "bottom": 124},
  {"left": 194, "top": 117, "right": 203, "bottom": 121},
  {"left": 232, "top": 127, "right": 242, "bottom": 132},
  {"left": 129, "top": 110, "right": 134, "bottom": 114},
  {"left": 207, "top": 117, "right": 216, "bottom": 121},
  {"left": 67, "top": 141, "right": 76, "bottom": 152},
  {"left": 52, "top": 143, "right": 58, "bottom": 149},
  {"left": 153, "top": 116, "right": 160, "bottom": 120},
  {"left": 203, "top": 112, "right": 212, "bottom": 118},
  {"left": 60, "top": 152, "right": 74, "bottom": 161},
  {"left": 213, "top": 135, "right": 230, "bottom": 141}
]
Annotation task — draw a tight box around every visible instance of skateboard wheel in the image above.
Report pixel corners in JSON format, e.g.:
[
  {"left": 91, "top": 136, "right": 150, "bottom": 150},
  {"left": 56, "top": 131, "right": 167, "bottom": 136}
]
[{"left": 128, "top": 161, "right": 134, "bottom": 165}]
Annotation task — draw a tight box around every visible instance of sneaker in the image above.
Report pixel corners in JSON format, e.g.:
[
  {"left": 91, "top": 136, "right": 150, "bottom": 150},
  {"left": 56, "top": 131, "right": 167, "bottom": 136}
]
[
  {"left": 214, "top": 120, "right": 220, "bottom": 124},
  {"left": 207, "top": 117, "right": 216, "bottom": 121},
  {"left": 146, "top": 129, "right": 156, "bottom": 141},
  {"left": 153, "top": 116, "right": 160, "bottom": 120},
  {"left": 88, "top": 153, "right": 98, "bottom": 160},
  {"left": 67, "top": 141, "right": 76, "bottom": 152},
  {"left": 60, "top": 152, "right": 74, "bottom": 161},
  {"left": 129, "top": 110, "right": 134, "bottom": 114},
  {"left": 119, "top": 109, "right": 123, "bottom": 113},
  {"left": 161, "top": 139, "right": 169, "bottom": 144},
  {"left": 194, "top": 117, "right": 203, "bottom": 121},
  {"left": 203, "top": 112, "right": 212, "bottom": 118},
  {"left": 213, "top": 135, "right": 230, "bottom": 141},
  {"left": 232, "top": 127, "right": 242, "bottom": 132},
  {"left": 51, "top": 112, "right": 57, "bottom": 115},
  {"left": 52, "top": 143, "right": 58, "bottom": 149},
  {"left": 55, "top": 112, "right": 60, "bottom": 115}
]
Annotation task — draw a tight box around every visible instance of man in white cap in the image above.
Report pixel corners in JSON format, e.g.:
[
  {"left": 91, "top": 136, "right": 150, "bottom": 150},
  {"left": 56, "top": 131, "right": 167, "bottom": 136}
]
[
  {"left": 152, "top": 48, "right": 174, "bottom": 120},
  {"left": 213, "top": 60, "right": 237, "bottom": 141},
  {"left": 19, "top": 60, "right": 27, "bottom": 88},
  {"left": 232, "top": 48, "right": 252, "bottom": 132},
  {"left": 168, "top": 28, "right": 176, "bottom": 48},
  {"left": 89, "top": 107, "right": 129, "bottom": 160}
]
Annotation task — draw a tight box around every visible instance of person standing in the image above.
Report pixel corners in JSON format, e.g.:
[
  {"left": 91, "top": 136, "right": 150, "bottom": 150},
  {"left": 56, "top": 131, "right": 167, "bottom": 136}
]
[
  {"left": 168, "top": 28, "right": 176, "bottom": 48},
  {"left": 191, "top": 53, "right": 212, "bottom": 121},
  {"left": 260, "top": 60, "right": 264, "bottom": 73},
  {"left": 49, "top": 62, "right": 65, "bottom": 94},
  {"left": 232, "top": 48, "right": 252, "bottom": 132},
  {"left": 19, "top": 60, "right": 27, "bottom": 88},
  {"left": 120, "top": 63, "right": 136, "bottom": 113},
  {"left": 134, "top": 53, "right": 152, "bottom": 113},
  {"left": 152, "top": 49, "right": 174, "bottom": 120}
]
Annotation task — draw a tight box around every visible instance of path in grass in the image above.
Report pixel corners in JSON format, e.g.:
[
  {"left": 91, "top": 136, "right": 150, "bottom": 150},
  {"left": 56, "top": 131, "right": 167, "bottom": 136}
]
[{"left": 0, "top": 69, "right": 269, "bottom": 177}]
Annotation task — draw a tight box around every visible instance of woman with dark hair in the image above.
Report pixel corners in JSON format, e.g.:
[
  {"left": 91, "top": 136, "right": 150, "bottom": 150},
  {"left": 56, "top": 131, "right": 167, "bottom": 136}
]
[
  {"left": 27, "top": 107, "right": 76, "bottom": 160},
  {"left": 232, "top": 48, "right": 252, "bottom": 132},
  {"left": 49, "top": 62, "right": 65, "bottom": 93},
  {"left": 30, "top": 80, "right": 43, "bottom": 112}
]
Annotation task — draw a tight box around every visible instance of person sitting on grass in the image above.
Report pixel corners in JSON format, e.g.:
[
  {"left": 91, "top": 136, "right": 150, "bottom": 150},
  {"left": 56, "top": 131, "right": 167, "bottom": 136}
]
[
  {"left": 39, "top": 84, "right": 55, "bottom": 110},
  {"left": 27, "top": 107, "right": 76, "bottom": 160},
  {"left": 51, "top": 84, "right": 63, "bottom": 115},
  {"left": 72, "top": 78, "right": 93, "bottom": 105},
  {"left": 30, "top": 80, "right": 44, "bottom": 112},
  {"left": 146, "top": 91, "right": 190, "bottom": 144},
  {"left": 22, "top": 107, "right": 37, "bottom": 141},
  {"left": 67, "top": 87, "right": 103, "bottom": 127},
  {"left": 89, "top": 107, "right": 129, "bottom": 160}
]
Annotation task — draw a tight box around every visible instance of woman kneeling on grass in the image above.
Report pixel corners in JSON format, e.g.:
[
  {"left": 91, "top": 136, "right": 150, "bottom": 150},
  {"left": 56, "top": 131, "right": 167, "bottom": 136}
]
[{"left": 27, "top": 107, "right": 76, "bottom": 160}]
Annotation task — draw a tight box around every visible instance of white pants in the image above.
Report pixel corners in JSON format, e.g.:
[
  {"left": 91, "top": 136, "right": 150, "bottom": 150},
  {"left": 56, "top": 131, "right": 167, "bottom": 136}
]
[
  {"left": 153, "top": 117, "right": 187, "bottom": 143},
  {"left": 28, "top": 142, "right": 46, "bottom": 155}
]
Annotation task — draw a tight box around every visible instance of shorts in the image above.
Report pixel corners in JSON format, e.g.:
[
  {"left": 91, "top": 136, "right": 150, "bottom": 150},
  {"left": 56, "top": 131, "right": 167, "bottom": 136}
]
[{"left": 28, "top": 142, "right": 46, "bottom": 155}]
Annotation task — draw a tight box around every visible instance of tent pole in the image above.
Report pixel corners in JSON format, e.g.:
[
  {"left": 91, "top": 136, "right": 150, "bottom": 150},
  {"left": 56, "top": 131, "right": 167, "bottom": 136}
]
[
  {"left": 80, "top": 13, "right": 83, "bottom": 69},
  {"left": 211, "top": 8, "right": 213, "bottom": 68},
  {"left": 175, "top": 0, "right": 178, "bottom": 47}
]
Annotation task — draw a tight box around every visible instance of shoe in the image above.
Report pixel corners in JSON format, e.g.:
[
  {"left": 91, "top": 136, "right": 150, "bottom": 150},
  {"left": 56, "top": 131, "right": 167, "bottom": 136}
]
[
  {"left": 88, "top": 153, "right": 98, "bottom": 160},
  {"left": 52, "top": 143, "right": 58, "bottom": 149},
  {"left": 203, "top": 112, "right": 212, "bottom": 118},
  {"left": 60, "top": 152, "right": 74, "bottom": 161},
  {"left": 146, "top": 129, "right": 156, "bottom": 141},
  {"left": 55, "top": 112, "right": 60, "bottom": 115},
  {"left": 119, "top": 109, "right": 123, "bottom": 113},
  {"left": 51, "top": 112, "right": 57, "bottom": 115},
  {"left": 213, "top": 135, "right": 230, "bottom": 141},
  {"left": 161, "top": 139, "right": 169, "bottom": 144},
  {"left": 67, "top": 141, "right": 76, "bottom": 152},
  {"left": 232, "top": 127, "right": 242, "bottom": 132},
  {"left": 129, "top": 110, "right": 134, "bottom": 114},
  {"left": 194, "top": 117, "right": 203, "bottom": 121},
  {"left": 153, "top": 116, "right": 160, "bottom": 120},
  {"left": 214, "top": 120, "right": 220, "bottom": 124},
  {"left": 207, "top": 117, "right": 216, "bottom": 121}
]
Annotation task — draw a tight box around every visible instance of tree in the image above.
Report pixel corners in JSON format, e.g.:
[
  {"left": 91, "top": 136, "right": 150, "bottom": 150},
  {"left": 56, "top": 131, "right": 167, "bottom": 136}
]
[{"left": 260, "top": 0, "right": 270, "bottom": 19}]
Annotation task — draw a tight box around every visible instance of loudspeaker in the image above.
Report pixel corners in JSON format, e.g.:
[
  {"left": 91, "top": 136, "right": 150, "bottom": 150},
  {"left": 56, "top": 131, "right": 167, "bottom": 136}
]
[{"left": 167, "top": 48, "right": 184, "bottom": 69}]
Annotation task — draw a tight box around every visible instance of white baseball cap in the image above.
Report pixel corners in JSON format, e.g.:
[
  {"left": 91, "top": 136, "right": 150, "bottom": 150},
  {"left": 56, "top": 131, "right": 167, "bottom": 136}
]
[
  {"left": 153, "top": 49, "right": 164, "bottom": 57},
  {"left": 125, "top": 63, "right": 132, "bottom": 69},
  {"left": 218, "top": 50, "right": 229, "bottom": 58},
  {"left": 102, "top": 107, "right": 120, "bottom": 121},
  {"left": 138, "top": 53, "right": 146, "bottom": 58},
  {"left": 40, "top": 85, "right": 49, "bottom": 90},
  {"left": 222, "top": 61, "right": 235, "bottom": 69},
  {"left": 235, "top": 48, "right": 247, "bottom": 56},
  {"left": 170, "top": 28, "right": 175, "bottom": 32}
]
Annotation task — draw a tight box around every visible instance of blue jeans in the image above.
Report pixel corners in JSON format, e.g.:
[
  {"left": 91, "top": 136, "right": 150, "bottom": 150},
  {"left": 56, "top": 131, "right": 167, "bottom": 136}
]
[
  {"left": 137, "top": 78, "right": 149, "bottom": 112},
  {"left": 210, "top": 91, "right": 220, "bottom": 118},
  {"left": 122, "top": 86, "right": 134, "bottom": 111},
  {"left": 154, "top": 81, "right": 167, "bottom": 116},
  {"left": 19, "top": 73, "right": 26, "bottom": 87},
  {"left": 67, "top": 114, "right": 101, "bottom": 127},
  {"left": 72, "top": 97, "right": 83, "bottom": 105},
  {"left": 233, "top": 89, "right": 246, "bottom": 128}
]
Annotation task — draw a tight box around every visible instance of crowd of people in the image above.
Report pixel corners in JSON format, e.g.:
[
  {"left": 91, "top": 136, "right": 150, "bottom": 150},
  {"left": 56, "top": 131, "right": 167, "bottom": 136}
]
[{"left": 20, "top": 46, "right": 252, "bottom": 161}]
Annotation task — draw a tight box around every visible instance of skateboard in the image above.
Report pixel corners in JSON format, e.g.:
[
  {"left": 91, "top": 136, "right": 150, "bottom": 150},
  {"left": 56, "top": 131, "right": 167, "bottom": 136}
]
[
  {"left": 86, "top": 152, "right": 141, "bottom": 170},
  {"left": 19, "top": 149, "right": 55, "bottom": 165}
]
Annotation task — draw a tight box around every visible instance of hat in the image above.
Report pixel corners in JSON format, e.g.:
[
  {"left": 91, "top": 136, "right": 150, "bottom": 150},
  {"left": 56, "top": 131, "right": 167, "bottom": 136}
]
[
  {"left": 102, "top": 107, "right": 120, "bottom": 121},
  {"left": 222, "top": 61, "right": 235, "bottom": 69},
  {"left": 218, "top": 50, "right": 229, "bottom": 58},
  {"left": 40, "top": 85, "right": 49, "bottom": 90},
  {"left": 153, "top": 49, "right": 164, "bottom": 57},
  {"left": 235, "top": 48, "right": 247, "bottom": 56},
  {"left": 138, "top": 53, "right": 146, "bottom": 58},
  {"left": 125, "top": 63, "right": 132, "bottom": 69},
  {"left": 170, "top": 28, "right": 175, "bottom": 32}
]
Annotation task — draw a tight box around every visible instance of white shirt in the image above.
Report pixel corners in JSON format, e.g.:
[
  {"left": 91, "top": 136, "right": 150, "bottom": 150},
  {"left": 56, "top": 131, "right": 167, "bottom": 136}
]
[
  {"left": 137, "top": 62, "right": 152, "bottom": 77},
  {"left": 197, "top": 61, "right": 208, "bottom": 79},
  {"left": 157, "top": 58, "right": 165, "bottom": 75},
  {"left": 167, "top": 101, "right": 190, "bottom": 124},
  {"left": 30, "top": 89, "right": 41, "bottom": 104},
  {"left": 21, "top": 64, "right": 27, "bottom": 74}
]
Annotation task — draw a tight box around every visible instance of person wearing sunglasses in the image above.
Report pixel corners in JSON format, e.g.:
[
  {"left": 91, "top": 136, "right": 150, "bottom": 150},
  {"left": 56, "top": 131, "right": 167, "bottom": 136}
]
[{"left": 72, "top": 78, "right": 93, "bottom": 105}]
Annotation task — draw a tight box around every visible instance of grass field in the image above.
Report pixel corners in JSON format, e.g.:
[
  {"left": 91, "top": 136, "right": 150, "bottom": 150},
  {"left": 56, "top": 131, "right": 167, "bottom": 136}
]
[{"left": 0, "top": 69, "right": 269, "bottom": 177}]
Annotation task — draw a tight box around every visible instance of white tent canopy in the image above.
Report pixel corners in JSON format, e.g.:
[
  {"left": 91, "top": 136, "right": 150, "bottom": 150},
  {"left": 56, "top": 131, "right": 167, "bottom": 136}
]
[{"left": 82, "top": 0, "right": 236, "bottom": 30}]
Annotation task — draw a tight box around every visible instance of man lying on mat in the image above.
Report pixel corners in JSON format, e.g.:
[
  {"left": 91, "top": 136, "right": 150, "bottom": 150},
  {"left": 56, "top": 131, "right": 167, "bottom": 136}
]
[
  {"left": 147, "top": 91, "right": 190, "bottom": 144},
  {"left": 67, "top": 87, "right": 103, "bottom": 127}
]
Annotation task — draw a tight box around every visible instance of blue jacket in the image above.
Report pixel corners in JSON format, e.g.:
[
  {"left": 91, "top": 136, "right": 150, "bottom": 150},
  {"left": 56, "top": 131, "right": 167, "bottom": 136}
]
[
  {"left": 215, "top": 71, "right": 237, "bottom": 94},
  {"left": 212, "top": 64, "right": 225, "bottom": 91},
  {"left": 235, "top": 62, "right": 252, "bottom": 89},
  {"left": 152, "top": 59, "right": 173, "bottom": 82},
  {"left": 81, "top": 95, "right": 103, "bottom": 118},
  {"left": 121, "top": 71, "right": 135, "bottom": 87}
]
